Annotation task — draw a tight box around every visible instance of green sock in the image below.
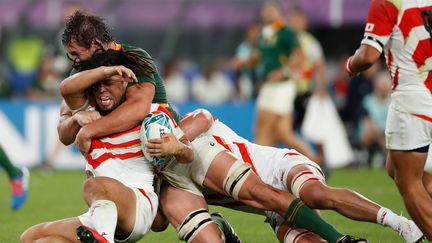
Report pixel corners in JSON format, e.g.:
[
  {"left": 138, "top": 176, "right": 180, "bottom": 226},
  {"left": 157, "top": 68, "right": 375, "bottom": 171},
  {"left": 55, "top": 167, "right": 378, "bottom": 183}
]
[
  {"left": 0, "top": 146, "right": 21, "bottom": 179},
  {"left": 210, "top": 213, "right": 229, "bottom": 234},
  {"left": 284, "top": 198, "right": 343, "bottom": 243}
]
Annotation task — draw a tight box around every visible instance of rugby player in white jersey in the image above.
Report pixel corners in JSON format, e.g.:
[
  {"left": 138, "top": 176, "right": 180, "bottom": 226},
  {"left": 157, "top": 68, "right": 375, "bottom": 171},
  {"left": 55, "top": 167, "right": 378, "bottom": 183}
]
[
  {"left": 51, "top": 49, "right": 367, "bottom": 243},
  {"left": 148, "top": 109, "right": 424, "bottom": 243},
  {"left": 346, "top": 0, "right": 432, "bottom": 239},
  {"left": 20, "top": 52, "right": 195, "bottom": 243}
]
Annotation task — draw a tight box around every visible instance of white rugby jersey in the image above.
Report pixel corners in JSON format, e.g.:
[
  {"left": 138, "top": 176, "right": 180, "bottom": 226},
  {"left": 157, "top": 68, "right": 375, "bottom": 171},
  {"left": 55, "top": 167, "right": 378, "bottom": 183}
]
[
  {"left": 84, "top": 103, "right": 174, "bottom": 192},
  {"left": 85, "top": 124, "right": 154, "bottom": 192},
  {"left": 362, "top": 0, "right": 432, "bottom": 119},
  {"left": 205, "top": 120, "right": 314, "bottom": 185}
]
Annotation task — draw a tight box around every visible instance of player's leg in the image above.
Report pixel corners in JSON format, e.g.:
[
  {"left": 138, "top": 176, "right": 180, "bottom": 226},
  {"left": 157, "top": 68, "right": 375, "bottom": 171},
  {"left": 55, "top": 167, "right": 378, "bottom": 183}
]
[
  {"left": 288, "top": 164, "right": 423, "bottom": 241},
  {"left": 0, "top": 145, "right": 29, "bottom": 210},
  {"left": 200, "top": 151, "right": 348, "bottom": 243},
  {"left": 255, "top": 108, "right": 278, "bottom": 146},
  {"left": 276, "top": 224, "right": 325, "bottom": 243},
  {"left": 391, "top": 149, "right": 432, "bottom": 240},
  {"left": 20, "top": 217, "right": 82, "bottom": 243},
  {"left": 159, "top": 185, "right": 224, "bottom": 243},
  {"left": 275, "top": 114, "right": 321, "bottom": 164},
  {"left": 79, "top": 176, "right": 142, "bottom": 242}
]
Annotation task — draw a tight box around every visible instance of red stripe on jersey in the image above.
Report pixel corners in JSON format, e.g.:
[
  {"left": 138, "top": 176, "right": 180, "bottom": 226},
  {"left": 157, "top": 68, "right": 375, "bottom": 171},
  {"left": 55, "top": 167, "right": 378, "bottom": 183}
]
[
  {"left": 413, "top": 39, "right": 432, "bottom": 68},
  {"left": 366, "top": 0, "right": 398, "bottom": 36},
  {"left": 156, "top": 105, "right": 178, "bottom": 127},
  {"left": 213, "top": 135, "right": 232, "bottom": 151},
  {"left": 414, "top": 114, "right": 432, "bottom": 123},
  {"left": 91, "top": 139, "right": 140, "bottom": 150},
  {"left": 107, "top": 125, "right": 141, "bottom": 139},
  {"left": 393, "top": 66, "right": 399, "bottom": 90},
  {"left": 424, "top": 71, "right": 432, "bottom": 94},
  {"left": 233, "top": 142, "right": 257, "bottom": 174},
  {"left": 87, "top": 150, "right": 143, "bottom": 169},
  {"left": 138, "top": 188, "right": 153, "bottom": 212},
  {"left": 284, "top": 152, "right": 301, "bottom": 157}
]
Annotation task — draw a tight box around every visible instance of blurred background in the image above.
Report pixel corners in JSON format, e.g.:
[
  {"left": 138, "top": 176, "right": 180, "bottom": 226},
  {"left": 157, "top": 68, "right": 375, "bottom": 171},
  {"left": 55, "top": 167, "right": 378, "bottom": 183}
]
[{"left": 0, "top": 0, "right": 430, "bottom": 170}]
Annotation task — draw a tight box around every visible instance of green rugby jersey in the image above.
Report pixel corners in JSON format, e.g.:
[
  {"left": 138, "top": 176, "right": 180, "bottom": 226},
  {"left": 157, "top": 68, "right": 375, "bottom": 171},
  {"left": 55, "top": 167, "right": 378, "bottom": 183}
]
[
  {"left": 257, "top": 25, "right": 299, "bottom": 81},
  {"left": 68, "top": 42, "right": 182, "bottom": 122}
]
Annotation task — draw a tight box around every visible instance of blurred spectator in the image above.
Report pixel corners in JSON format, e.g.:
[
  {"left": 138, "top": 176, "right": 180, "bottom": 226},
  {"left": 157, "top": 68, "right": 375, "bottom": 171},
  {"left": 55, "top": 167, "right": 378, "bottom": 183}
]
[
  {"left": 358, "top": 71, "right": 391, "bottom": 167},
  {"left": 6, "top": 23, "right": 44, "bottom": 97},
  {"left": 331, "top": 56, "right": 350, "bottom": 111},
  {"left": 287, "top": 7, "right": 328, "bottom": 129},
  {"left": 191, "top": 61, "right": 234, "bottom": 104},
  {"left": 232, "top": 23, "right": 260, "bottom": 100},
  {"left": 27, "top": 47, "right": 69, "bottom": 100},
  {"left": 163, "top": 60, "right": 189, "bottom": 103}
]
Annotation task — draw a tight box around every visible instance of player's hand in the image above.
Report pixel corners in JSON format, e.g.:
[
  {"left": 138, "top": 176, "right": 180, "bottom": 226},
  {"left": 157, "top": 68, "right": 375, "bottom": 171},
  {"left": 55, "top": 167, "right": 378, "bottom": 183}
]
[
  {"left": 73, "top": 110, "right": 101, "bottom": 126},
  {"left": 101, "top": 65, "right": 138, "bottom": 83},
  {"left": 75, "top": 127, "right": 92, "bottom": 156},
  {"left": 146, "top": 133, "right": 181, "bottom": 158}
]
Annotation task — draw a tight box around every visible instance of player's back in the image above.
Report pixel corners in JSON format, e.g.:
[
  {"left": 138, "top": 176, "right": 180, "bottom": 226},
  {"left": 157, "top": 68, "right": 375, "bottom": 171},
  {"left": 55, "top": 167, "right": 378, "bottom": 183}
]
[
  {"left": 86, "top": 124, "right": 154, "bottom": 192},
  {"left": 365, "top": 0, "right": 432, "bottom": 116}
]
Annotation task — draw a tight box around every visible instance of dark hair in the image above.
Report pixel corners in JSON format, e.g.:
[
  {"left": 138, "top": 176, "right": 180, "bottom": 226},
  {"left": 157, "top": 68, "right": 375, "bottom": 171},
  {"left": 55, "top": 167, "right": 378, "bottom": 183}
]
[
  {"left": 75, "top": 49, "right": 156, "bottom": 80},
  {"left": 62, "top": 11, "right": 113, "bottom": 48}
]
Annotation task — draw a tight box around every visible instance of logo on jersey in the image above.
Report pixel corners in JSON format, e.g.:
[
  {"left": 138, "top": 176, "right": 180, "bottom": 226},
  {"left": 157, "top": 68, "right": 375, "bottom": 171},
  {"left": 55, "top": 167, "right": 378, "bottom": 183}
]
[{"left": 365, "top": 23, "right": 375, "bottom": 32}]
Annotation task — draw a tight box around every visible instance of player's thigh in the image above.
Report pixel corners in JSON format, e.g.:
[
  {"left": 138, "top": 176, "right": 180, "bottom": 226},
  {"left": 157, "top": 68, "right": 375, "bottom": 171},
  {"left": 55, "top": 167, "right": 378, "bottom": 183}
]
[
  {"left": 159, "top": 185, "right": 221, "bottom": 243},
  {"left": 159, "top": 185, "right": 210, "bottom": 228},
  {"left": 390, "top": 150, "right": 428, "bottom": 185},
  {"left": 83, "top": 177, "right": 137, "bottom": 229},
  {"left": 21, "top": 217, "right": 81, "bottom": 243}
]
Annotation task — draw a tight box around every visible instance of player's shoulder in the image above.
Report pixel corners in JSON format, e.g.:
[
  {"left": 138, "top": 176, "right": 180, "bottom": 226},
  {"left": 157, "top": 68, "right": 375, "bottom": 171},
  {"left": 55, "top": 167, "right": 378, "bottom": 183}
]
[
  {"left": 120, "top": 43, "right": 152, "bottom": 58},
  {"left": 369, "top": 0, "right": 400, "bottom": 11}
]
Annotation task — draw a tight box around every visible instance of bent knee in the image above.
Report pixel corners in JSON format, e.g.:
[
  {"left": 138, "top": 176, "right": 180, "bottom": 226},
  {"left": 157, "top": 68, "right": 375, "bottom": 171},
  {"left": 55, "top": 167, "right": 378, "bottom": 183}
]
[
  {"left": 20, "top": 224, "right": 46, "bottom": 243},
  {"left": 300, "top": 184, "right": 334, "bottom": 209}
]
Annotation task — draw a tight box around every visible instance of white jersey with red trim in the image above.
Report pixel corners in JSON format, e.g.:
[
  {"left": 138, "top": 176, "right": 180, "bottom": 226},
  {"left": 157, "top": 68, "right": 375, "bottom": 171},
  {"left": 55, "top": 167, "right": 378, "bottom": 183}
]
[
  {"left": 362, "top": 0, "right": 432, "bottom": 117},
  {"left": 85, "top": 124, "right": 154, "bottom": 192},
  {"left": 204, "top": 120, "right": 317, "bottom": 186},
  {"left": 83, "top": 104, "right": 173, "bottom": 192}
]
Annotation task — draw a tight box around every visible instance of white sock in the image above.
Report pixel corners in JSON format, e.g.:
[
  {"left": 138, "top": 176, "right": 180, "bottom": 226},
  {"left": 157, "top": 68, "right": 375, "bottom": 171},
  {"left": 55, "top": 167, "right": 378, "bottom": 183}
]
[
  {"left": 88, "top": 200, "right": 118, "bottom": 243},
  {"left": 376, "top": 207, "right": 402, "bottom": 231}
]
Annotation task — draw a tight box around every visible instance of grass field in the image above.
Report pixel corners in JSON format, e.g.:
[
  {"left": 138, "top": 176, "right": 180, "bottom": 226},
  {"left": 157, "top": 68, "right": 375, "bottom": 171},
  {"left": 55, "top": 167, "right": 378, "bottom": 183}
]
[{"left": 0, "top": 168, "right": 410, "bottom": 242}]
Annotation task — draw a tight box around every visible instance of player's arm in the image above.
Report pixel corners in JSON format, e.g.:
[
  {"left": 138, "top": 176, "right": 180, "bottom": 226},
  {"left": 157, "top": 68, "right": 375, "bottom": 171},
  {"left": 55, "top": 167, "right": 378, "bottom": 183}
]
[
  {"left": 178, "top": 109, "right": 214, "bottom": 141},
  {"left": 346, "top": 0, "right": 397, "bottom": 76},
  {"left": 59, "top": 65, "right": 137, "bottom": 110},
  {"left": 57, "top": 100, "right": 102, "bottom": 145}
]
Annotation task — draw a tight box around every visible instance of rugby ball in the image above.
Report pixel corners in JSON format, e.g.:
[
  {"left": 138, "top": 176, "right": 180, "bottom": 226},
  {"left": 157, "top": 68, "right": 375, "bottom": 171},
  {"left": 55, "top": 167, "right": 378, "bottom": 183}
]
[{"left": 140, "top": 110, "right": 176, "bottom": 166}]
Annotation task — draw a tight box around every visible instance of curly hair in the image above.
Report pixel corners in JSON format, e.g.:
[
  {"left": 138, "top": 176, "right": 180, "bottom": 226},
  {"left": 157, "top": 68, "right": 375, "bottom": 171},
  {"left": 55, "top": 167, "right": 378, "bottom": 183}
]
[
  {"left": 62, "top": 11, "right": 113, "bottom": 48},
  {"left": 75, "top": 49, "right": 156, "bottom": 80}
]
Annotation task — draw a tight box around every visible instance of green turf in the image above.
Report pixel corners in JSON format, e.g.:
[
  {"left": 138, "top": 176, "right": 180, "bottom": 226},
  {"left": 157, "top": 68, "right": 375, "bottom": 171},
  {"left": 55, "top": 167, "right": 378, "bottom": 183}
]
[{"left": 0, "top": 169, "right": 411, "bottom": 242}]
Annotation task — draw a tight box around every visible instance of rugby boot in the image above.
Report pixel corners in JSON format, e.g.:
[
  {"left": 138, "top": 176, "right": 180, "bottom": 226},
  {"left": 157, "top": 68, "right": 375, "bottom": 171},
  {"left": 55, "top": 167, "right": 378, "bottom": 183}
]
[
  {"left": 11, "top": 167, "right": 29, "bottom": 210},
  {"left": 337, "top": 235, "right": 368, "bottom": 243},
  {"left": 76, "top": 225, "right": 109, "bottom": 243},
  {"left": 398, "top": 219, "right": 425, "bottom": 243}
]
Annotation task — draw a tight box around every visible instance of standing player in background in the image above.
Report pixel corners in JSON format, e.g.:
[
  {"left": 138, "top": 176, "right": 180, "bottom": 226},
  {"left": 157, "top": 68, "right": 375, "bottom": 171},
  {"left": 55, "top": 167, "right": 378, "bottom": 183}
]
[
  {"left": 0, "top": 146, "right": 29, "bottom": 210},
  {"left": 346, "top": 0, "right": 432, "bottom": 239},
  {"left": 253, "top": 2, "right": 321, "bottom": 164}
]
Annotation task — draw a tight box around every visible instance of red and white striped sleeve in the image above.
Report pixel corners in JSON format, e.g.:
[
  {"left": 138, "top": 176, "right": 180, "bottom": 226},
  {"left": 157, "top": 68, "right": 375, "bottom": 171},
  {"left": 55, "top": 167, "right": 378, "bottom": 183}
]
[{"left": 361, "top": 0, "right": 399, "bottom": 53}]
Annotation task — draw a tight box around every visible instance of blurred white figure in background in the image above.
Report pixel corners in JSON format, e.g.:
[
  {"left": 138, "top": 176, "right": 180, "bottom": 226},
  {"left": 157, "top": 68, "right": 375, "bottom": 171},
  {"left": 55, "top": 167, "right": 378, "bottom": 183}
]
[{"left": 163, "top": 60, "right": 189, "bottom": 103}]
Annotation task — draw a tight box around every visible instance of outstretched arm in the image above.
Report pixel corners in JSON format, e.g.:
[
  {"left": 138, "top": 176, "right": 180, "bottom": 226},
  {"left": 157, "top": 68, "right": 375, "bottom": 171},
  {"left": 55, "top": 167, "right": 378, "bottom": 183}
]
[{"left": 178, "top": 109, "right": 214, "bottom": 141}]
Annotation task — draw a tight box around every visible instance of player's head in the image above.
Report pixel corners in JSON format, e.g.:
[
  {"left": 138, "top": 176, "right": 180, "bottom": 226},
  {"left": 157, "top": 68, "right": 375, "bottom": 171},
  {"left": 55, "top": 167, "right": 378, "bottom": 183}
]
[
  {"left": 75, "top": 49, "right": 156, "bottom": 115},
  {"left": 287, "top": 7, "right": 308, "bottom": 33},
  {"left": 261, "top": 1, "right": 282, "bottom": 25},
  {"left": 62, "top": 11, "right": 113, "bottom": 64}
]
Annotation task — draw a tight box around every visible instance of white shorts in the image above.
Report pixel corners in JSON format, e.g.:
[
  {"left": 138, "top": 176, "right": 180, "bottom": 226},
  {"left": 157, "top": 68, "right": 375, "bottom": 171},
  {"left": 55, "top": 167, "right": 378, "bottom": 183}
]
[
  {"left": 161, "top": 135, "right": 227, "bottom": 196},
  {"left": 256, "top": 80, "right": 296, "bottom": 115},
  {"left": 385, "top": 103, "right": 432, "bottom": 150},
  {"left": 78, "top": 188, "right": 158, "bottom": 243}
]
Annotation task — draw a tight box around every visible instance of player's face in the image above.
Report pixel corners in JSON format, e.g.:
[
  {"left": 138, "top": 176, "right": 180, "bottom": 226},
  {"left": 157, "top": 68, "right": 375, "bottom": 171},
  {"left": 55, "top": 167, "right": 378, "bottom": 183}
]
[
  {"left": 91, "top": 80, "right": 128, "bottom": 115},
  {"left": 261, "top": 4, "right": 281, "bottom": 24},
  {"left": 65, "top": 39, "right": 101, "bottom": 64}
]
